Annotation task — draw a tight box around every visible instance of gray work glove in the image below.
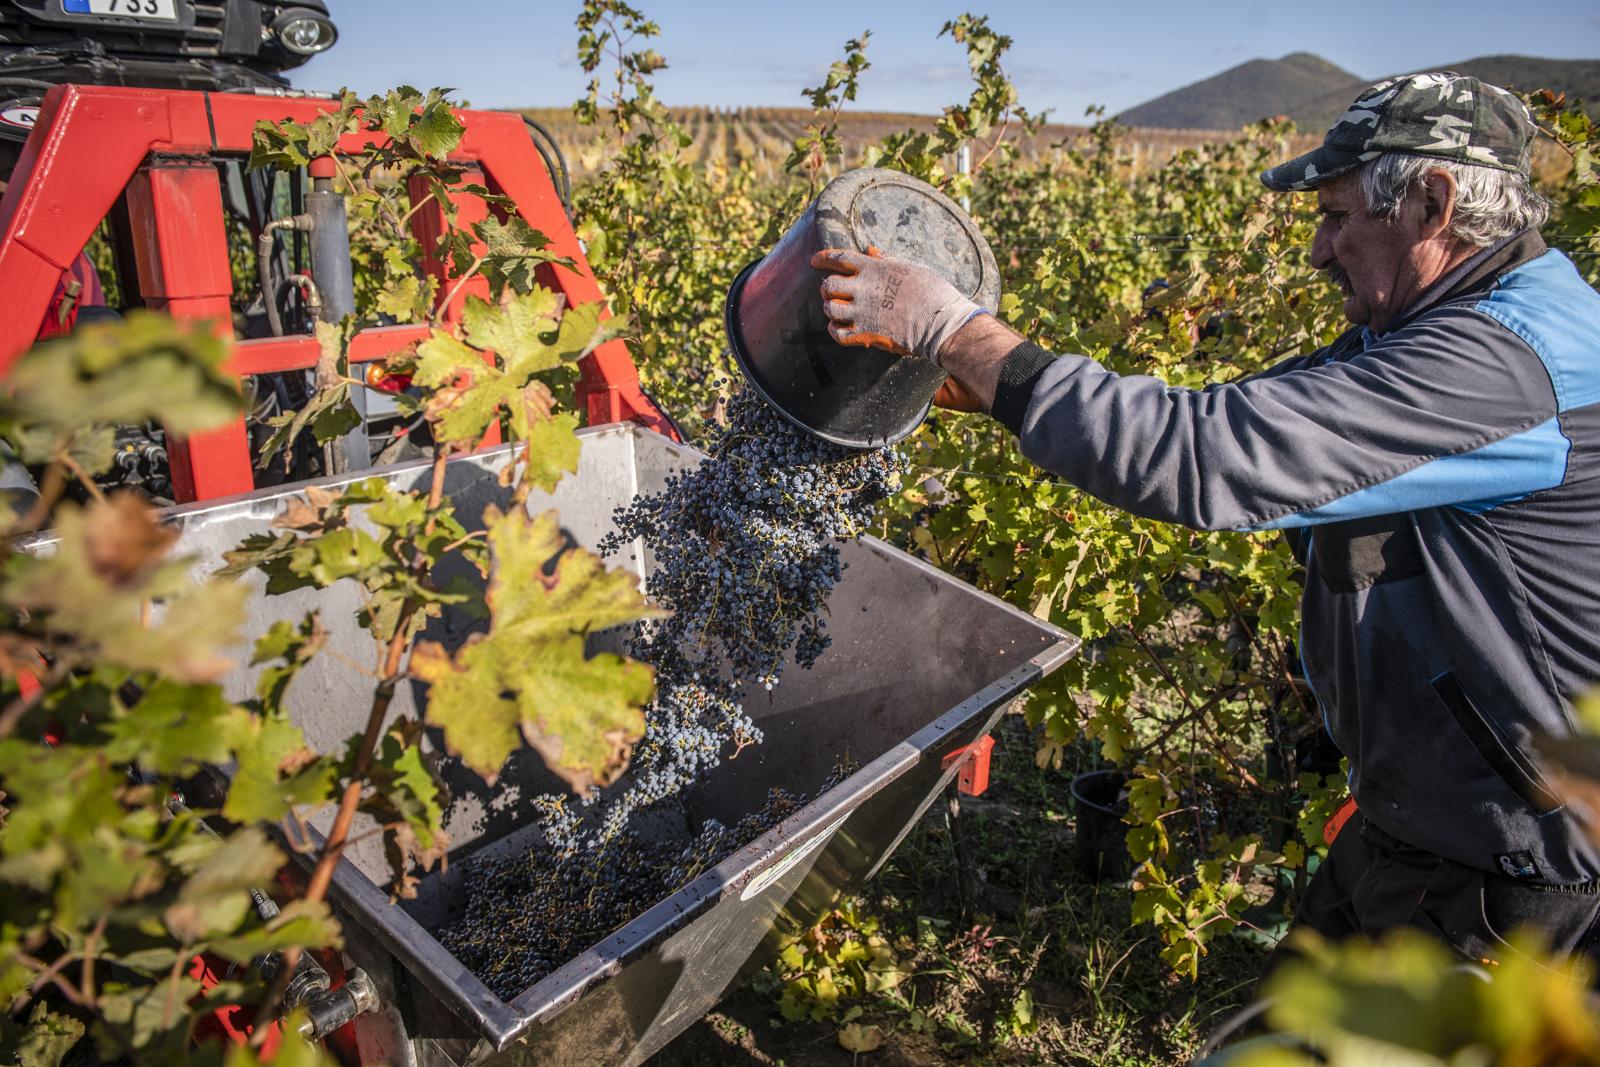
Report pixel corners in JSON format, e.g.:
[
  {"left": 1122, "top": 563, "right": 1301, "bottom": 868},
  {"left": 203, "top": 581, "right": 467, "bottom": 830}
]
[{"left": 810, "top": 246, "right": 987, "bottom": 364}]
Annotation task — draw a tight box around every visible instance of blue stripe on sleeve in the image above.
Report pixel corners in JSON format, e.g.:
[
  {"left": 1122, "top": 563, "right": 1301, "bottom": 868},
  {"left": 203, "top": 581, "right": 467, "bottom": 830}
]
[{"left": 1244, "top": 415, "right": 1571, "bottom": 530}]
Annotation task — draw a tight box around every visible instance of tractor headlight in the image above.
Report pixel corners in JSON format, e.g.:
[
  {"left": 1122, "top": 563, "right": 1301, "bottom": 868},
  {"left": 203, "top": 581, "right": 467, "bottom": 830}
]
[{"left": 272, "top": 9, "right": 338, "bottom": 56}]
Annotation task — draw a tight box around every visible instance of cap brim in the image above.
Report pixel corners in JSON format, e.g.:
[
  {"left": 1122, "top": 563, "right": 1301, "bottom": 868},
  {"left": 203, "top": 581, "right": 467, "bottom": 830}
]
[{"left": 1260, "top": 143, "right": 1373, "bottom": 192}]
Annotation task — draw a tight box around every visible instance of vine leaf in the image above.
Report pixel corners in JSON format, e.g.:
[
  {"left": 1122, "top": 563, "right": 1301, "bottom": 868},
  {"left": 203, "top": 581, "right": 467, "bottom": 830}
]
[
  {"left": 461, "top": 288, "right": 564, "bottom": 364},
  {"left": 410, "top": 507, "right": 657, "bottom": 791},
  {"left": 5, "top": 496, "right": 247, "bottom": 682},
  {"left": 410, "top": 287, "right": 608, "bottom": 455},
  {"left": 491, "top": 507, "right": 660, "bottom": 639},
  {"left": 163, "top": 827, "right": 285, "bottom": 944},
  {"left": 101, "top": 680, "right": 248, "bottom": 776},
  {"left": 256, "top": 322, "right": 361, "bottom": 469},
  {"left": 252, "top": 612, "right": 328, "bottom": 708},
  {"left": 518, "top": 410, "right": 583, "bottom": 493},
  {"left": 208, "top": 899, "right": 342, "bottom": 964},
  {"left": 0, "top": 313, "right": 241, "bottom": 473},
  {"left": 474, "top": 216, "right": 576, "bottom": 295},
  {"left": 349, "top": 718, "right": 449, "bottom": 900},
  {"left": 224, "top": 713, "right": 335, "bottom": 824},
  {"left": 0, "top": 1004, "right": 85, "bottom": 1067}
]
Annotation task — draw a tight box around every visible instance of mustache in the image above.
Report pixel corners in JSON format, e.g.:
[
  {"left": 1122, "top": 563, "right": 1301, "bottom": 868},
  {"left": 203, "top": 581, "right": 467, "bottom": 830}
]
[{"left": 1324, "top": 264, "right": 1354, "bottom": 295}]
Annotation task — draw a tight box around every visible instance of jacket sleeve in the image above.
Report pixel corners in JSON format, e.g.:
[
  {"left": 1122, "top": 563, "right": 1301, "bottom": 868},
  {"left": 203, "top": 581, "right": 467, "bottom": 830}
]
[{"left": 995, "top": 306, "right": 1563, "bottom": 531}]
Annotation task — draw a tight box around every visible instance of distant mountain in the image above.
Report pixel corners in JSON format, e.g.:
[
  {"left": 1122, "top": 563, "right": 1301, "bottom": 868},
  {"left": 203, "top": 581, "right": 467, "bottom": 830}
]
[
  {"left": 1120, "top": 52, "right": 1600, "bottom": 132},
  {"left": 1288, "top": 56, "right": 1600, "bottom": 131},
  {"left": 1117, "top": 52, "right": 1364, "bottom": 130}
]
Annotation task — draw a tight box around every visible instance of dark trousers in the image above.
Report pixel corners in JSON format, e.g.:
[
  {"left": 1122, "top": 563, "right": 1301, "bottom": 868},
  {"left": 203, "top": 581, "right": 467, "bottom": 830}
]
[{"left": 1285, "top": 813, "right": 1600, "bottom": 965}]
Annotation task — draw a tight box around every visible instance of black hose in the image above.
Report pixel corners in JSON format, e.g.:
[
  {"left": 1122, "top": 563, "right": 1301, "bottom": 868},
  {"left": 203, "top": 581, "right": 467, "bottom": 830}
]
[{"left": 522, "top": 116, "right": 572, "bottom": 215}]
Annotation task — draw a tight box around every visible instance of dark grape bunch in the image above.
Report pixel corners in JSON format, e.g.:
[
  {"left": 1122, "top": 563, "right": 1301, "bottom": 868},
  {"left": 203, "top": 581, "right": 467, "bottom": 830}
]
[
  {"left": 441, "top": 788, "right": 810, "bottom": 1000},
  {"left": 439, "top": 385, "right": 901, "bottom": 995}
]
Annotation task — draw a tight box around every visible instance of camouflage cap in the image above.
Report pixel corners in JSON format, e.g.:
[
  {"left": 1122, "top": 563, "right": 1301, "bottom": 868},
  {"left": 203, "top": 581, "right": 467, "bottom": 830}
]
[{"left": 1260, "top": 72, "right": 1536, "bottom": 192}]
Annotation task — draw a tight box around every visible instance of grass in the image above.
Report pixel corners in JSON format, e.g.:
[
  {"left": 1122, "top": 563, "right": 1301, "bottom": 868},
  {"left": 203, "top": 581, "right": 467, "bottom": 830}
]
[{"left": 652, "top": 709, "right": 1268, "bottom": 1065}]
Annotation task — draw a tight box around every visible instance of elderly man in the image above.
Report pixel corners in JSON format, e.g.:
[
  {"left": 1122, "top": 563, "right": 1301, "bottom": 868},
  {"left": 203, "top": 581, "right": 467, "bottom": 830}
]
[{"left": 813, "top": 73, "right": 1600, "bottom": 961}]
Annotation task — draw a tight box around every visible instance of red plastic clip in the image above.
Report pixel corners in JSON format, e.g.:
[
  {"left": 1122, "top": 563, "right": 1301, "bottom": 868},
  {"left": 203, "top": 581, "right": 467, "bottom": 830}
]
[{"left": 941, "top": 734, "right": 995, "bottom": 797}]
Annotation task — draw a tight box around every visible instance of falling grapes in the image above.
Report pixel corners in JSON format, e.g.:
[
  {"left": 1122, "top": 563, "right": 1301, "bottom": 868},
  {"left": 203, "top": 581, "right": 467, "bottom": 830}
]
[{"left": 439, "top": 385, "right": 902, "bottom": 995}]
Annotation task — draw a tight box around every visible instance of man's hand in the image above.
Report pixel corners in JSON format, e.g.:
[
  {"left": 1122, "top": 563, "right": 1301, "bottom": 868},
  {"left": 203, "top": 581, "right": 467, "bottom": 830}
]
[{"left": 810, "top": 246, "right": 987, "bottom": 364}]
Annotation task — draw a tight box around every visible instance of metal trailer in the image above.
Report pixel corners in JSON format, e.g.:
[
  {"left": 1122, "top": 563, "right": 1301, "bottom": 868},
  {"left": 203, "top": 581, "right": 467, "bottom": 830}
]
[{"left": 142, "top": 421, "right": 1078, "bottom": 1066}]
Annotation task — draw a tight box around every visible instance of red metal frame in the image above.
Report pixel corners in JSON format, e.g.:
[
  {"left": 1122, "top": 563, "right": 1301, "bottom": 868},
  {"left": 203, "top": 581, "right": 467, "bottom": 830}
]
[{"left": 0, "top": 84, "right": 670, "bottom": 503}]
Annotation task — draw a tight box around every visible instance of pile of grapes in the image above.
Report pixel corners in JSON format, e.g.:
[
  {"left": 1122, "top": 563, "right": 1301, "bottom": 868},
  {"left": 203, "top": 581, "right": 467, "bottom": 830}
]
[{"left": 440, "top": 386, "right": 902, "bottom": 996}]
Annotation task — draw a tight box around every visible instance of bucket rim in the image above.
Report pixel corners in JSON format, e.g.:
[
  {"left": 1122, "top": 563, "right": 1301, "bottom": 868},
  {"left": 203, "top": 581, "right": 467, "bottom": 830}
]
[
  {"left": 1069, "top": 768, "right": 1129, "bottom": 817},
  {"left": 724, "top": 259, "right": 933, "bottom": 451}
]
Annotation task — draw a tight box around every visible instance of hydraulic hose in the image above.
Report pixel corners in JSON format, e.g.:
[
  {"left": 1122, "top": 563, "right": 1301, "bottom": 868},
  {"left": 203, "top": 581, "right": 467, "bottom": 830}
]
[
  {"left": 522, "top": 116, "right": 572, "bottom": 216},
  {"left": 257, "top": 215, "right": 312, "bottom": 336}
]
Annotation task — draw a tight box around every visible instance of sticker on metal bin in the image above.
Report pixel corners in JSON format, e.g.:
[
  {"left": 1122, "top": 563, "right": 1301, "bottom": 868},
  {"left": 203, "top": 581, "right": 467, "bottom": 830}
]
[{"left": 740, "top": 812, "right": 849, "bottom": 901}]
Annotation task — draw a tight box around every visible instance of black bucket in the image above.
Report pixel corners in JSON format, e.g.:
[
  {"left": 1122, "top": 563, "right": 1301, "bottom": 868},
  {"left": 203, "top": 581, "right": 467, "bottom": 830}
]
[
  {"left": 1071, "top": 769, "right": 1130, "bottom": 882},
  {"left": 725, "top": 168, "right": 1001, "bottom": 449}
]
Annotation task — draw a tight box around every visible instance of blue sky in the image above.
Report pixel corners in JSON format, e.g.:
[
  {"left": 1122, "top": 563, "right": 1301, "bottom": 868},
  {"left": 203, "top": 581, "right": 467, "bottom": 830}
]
[{"left": 294, "top": 2, "right": 1599, "bottom": 120}]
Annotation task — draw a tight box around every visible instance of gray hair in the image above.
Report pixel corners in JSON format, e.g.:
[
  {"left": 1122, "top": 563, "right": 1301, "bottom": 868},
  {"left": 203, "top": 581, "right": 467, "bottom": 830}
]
[{"left": 1359, "top": 152, "right": 1550, "bottom": 246}]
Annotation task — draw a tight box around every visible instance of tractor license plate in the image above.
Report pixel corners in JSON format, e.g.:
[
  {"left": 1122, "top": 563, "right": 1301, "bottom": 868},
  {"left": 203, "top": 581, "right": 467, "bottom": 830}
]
[{"left": 62, "top": 0, "right": 178, "bottom": 22}]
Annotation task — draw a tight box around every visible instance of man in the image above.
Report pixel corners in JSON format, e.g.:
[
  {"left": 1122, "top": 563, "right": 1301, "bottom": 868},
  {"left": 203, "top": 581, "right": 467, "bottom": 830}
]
[{"left": 813, "top": 73, "right": 1600, "bottom": 962}]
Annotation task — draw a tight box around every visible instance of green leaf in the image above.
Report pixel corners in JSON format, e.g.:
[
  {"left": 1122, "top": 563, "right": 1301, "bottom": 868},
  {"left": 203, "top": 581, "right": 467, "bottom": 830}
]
[
  {"left": 519, "top": 411, "right": 582, "bottom": 493},
  {"left": 223, "top": 714, "right": 335, "bottom": 824},
  {"left": 461, "top": 289, "right": 565, "bottom": 369},
  {"left": 491, "top": 509, "right": 658, "bottom": 640},
  {"left": 6, "top": 496, "right": 247, "bottom": 682},
  {"left": 411, "top": 292, "right": 601, "bottom": 453},
  {"left": 359, "top": 719, "right": 446, "bottom": 855},
  {"left": 209, "top": 898, "right": 341, "bottom": 963},
  {"left": 373, "top": 273, "right": 436, "bottom": 323},
  {"left": 0, "top": 313, "right": 241, "bottom": 473},
  {"left": 252, "top": 612, "right": 327, "bottom": 709},
  {"left": 410, "top": 507, "right": 656, "bottom": 791},
  {"left": 257, "top": 383, "right": 358, "bottom": 469},
  {"left": 837, "top": 1022, "right": 883, "bottom": 1053},
  {"left": 163, "top": 827, "right": 285, "bottom": 943},
  {"left": 0, "top": 1004, "right": 86, "bottom": 1067},
  {"left": 473, "top": 216, "right": 576, "bottom": 295},
  {"left": 248, "top": 119, "right": 311, "bottom": 171},
  {"left": 101, "top": 680, "right": 248, "bottom": 776},
  {"left": 96, "top": 976, "right": 206, "bottom": 1051},
  {"left": 409, "top": 639, "right": 518, "bottom": 781},
  {"left": 408, "top": 93, "right": 466, "bottom": 159}
]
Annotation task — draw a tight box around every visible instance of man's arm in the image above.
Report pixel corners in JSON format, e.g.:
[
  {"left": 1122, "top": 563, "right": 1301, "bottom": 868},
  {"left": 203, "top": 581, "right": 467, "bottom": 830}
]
[
  {"left": 928, "top": 313, "right": 1020, "bottom": 412},
  {"left": 815, "top": 249, "right": 1566, "bottom": 533}
]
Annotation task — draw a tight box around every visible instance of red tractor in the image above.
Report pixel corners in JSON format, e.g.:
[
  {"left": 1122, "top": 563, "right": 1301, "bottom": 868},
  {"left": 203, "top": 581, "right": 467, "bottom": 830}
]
[{"left": 0, "top": 0, "right": 668, "bottom": 508}]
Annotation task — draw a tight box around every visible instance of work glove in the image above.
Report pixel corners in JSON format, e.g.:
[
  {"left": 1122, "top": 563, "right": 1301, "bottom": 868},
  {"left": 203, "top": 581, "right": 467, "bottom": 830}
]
[{"left": 810, "top": 246, "right": 987, "bottom": 365}]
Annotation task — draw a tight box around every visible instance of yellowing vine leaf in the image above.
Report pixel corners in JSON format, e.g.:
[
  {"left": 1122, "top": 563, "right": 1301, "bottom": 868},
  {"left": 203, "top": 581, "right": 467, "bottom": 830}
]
[
  {"left": 410, "top": 287, "right": 608, "bottom": 465},
  {"left": 410, "top": 507, "right": 657, "bottom": 791}
]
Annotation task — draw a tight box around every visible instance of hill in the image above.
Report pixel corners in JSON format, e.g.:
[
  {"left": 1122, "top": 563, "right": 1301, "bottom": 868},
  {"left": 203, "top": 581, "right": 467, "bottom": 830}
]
[
  {"left": 1116, "top": 52, "right": 1363, "bottom": 130},
  {"left": 1288, "top": 55, "right": 1600, "bottom": 130},
  {"left": 1120, "top": 52, "right": 1600, "bottom": 133}
]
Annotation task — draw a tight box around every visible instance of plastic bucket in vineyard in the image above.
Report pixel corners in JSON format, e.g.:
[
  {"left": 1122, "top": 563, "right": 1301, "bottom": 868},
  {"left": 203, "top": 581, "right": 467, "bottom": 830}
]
[
  {"left": 1071, "top": 769, "right": 1131, "bottom": 882},
  {"left": 725, "top": 167, "right": 1001, "bottom": 449}
]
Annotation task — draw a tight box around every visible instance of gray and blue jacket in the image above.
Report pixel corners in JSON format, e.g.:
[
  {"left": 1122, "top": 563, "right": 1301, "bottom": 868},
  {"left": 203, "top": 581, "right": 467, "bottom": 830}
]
[{"left": 992, "top": 231, "right": 1600, "bottom": 883}]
